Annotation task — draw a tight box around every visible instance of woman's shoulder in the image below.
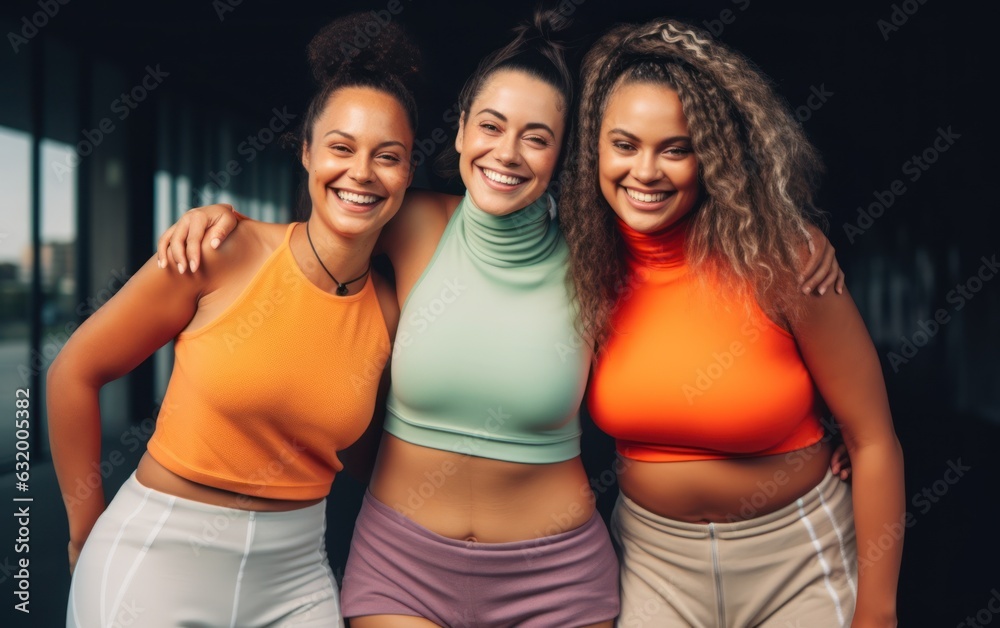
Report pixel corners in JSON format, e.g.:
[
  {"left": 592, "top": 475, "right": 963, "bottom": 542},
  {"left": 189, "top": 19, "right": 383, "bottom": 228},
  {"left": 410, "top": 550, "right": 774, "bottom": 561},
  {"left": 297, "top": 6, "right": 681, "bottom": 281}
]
[
  {"left": 197, "top": 218, "right": 285, "bottom": 290},
  {"left": 378, "top": 189, "right": 460, "bottom": 256},
  {"left": 393, "top": 189, "right": 458, "bottom": 229},
  {"left": 240, "top": 219, "right": 291, "bottom": 250}
]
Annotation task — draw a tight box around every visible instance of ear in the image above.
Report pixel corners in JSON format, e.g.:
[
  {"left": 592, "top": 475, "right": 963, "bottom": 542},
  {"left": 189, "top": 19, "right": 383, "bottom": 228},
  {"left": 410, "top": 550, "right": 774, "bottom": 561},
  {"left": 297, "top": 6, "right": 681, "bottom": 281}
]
[
  {"left": 301, "top": 142, "right": 310, "bottom": 171},
  {"left": 454, "top": 113, "right": 466, "bottom": 154}
]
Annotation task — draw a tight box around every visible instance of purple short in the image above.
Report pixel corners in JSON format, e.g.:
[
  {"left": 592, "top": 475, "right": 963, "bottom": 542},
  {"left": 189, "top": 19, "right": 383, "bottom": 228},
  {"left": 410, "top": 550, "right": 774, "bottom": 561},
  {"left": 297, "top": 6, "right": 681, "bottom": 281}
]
[{"left": 341, "top": 491, "right": 620, "bottom": 627}]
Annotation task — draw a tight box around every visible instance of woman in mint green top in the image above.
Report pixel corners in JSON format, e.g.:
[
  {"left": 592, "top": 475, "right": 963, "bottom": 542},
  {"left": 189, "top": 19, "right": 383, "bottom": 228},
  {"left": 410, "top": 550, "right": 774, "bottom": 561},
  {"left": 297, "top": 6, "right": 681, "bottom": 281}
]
[
  {"left": 385, "top": 190, "right": 587, "bottom": 464},
  {"left": 339, "top": 14, "right": 625, "bottom": 625}
]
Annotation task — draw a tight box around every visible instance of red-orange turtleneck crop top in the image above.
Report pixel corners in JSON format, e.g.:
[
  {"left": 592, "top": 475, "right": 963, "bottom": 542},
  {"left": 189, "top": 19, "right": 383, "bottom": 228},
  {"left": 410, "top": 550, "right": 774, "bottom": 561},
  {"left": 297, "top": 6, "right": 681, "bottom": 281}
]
[{"left": 587, "top": 216, "right": 824, "bottom": 462}]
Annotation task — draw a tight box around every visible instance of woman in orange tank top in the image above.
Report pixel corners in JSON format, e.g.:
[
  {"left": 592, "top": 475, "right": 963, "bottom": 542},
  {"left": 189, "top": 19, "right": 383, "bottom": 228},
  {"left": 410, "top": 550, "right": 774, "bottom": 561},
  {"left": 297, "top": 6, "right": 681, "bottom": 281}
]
[
  {"left": 47, "top": 15, "right": 419, "bottom": 627},
  {"left": 562, "top": 19, "right": 904, "bottom": 628}
]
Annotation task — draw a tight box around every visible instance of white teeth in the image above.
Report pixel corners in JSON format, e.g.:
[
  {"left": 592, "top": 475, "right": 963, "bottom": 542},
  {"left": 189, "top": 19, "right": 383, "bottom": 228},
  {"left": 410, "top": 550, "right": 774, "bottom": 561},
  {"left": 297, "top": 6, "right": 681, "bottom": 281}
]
[
  {"left": 626, "top": 188, "right": 668, "bottom": 203},
  {"left": 337, "top": 190, "right": 380, "bottom": 204},
  {"left": 483, "top": 168, "right": 525, "bottom": 185}
]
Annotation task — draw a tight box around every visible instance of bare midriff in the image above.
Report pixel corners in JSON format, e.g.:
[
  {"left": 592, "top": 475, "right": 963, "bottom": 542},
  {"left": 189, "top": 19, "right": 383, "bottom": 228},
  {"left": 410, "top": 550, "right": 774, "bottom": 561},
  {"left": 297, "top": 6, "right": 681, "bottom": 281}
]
[
  {"left": 135, "top": 453, "right": 324, "bottom": 512},
  {"left": 618, "top": 439, "right": 832, "bottom": 523},
  {"left": 370, "top": 434, "right": 595, "bottom": 542}
]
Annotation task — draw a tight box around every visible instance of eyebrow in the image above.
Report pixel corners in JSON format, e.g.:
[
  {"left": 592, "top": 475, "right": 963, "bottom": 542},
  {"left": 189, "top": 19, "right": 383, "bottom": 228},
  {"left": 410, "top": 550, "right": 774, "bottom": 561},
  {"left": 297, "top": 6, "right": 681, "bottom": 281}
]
[
  {"left": 476, "top": 108, "right": 556, "bottom": 137},
  {"left": 607, "top": 128, "right": 691, "bottom": 145},
  {"left": 323, "top": 129, "right": 407, "bottom": 150}
]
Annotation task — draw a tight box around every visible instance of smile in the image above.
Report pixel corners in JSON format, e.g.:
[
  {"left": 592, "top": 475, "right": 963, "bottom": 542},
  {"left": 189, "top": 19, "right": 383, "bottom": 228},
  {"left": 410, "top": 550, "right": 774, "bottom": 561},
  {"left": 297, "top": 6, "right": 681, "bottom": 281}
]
[
  {"left": 482, "top": 167, "right": 525, "bottom": 186},
  {"left": 336, "top": 190, "right": 382, "bottom": 205},
  {"left": 625, "top": 188, "right": 670, "bottom": 203}
]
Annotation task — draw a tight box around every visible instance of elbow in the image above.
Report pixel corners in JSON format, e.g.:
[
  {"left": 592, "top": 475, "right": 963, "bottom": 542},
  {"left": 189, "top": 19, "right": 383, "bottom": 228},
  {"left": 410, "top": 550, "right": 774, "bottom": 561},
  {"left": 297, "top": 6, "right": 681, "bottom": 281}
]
[
  {"left": 843, "top": 427, "right": 904, "bottom": 468},
  {"left": 46, "top": 350, "right": 83, "bottom": 396},
  {"left": 46, "top": 351, "right": 65, "bottom": 396},
  {"left": 46, "top": 350, "right": 102, "bottom": 415}
]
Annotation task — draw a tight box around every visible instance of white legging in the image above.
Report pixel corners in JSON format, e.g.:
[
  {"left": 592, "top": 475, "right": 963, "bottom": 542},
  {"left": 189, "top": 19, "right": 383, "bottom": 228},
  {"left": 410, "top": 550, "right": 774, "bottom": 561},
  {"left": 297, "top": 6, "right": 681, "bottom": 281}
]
[{"left": 68, "top": 472, "right": 342, "bottom": 628}]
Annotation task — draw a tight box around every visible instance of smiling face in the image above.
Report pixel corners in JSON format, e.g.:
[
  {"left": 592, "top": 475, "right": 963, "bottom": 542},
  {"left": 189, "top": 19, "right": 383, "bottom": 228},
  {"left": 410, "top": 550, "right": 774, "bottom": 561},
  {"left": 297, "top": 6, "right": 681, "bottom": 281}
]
[
  {"left": 455, "top": 70, "right": 565, "bottom": 216},
  {"left": 598, "top": 81, "right": 701, "bottom": 233},
  {"left": 302, "top": 86, "right": 414, "bottom": 236}
]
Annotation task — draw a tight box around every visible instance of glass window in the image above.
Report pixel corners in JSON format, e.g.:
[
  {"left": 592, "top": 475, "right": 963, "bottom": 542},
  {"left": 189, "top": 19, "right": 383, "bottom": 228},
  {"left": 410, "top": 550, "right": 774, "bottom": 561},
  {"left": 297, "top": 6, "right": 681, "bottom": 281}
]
[
  {"left": 0, "top": 126, "right": 33, "bottom": 465},
  {"left": 0, "top": 19, "right": 34, "bottom": 465}
]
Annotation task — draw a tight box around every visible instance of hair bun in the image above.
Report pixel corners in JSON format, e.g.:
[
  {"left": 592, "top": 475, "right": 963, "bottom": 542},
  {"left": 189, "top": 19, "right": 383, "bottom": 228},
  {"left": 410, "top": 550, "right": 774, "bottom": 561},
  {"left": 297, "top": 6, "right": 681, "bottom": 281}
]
[
  {"left": 307, "top": 12, "right": 422, "bottom": 91},
  {"left": 513, "top": 7, "right": 572, "bottom": 47}
]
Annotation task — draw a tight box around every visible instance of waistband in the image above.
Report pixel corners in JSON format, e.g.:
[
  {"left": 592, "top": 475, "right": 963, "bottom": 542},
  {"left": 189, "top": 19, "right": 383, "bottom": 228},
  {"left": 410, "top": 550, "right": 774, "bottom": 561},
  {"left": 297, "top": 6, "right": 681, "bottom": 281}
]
[
  {"left": 362, "top": 489, "right": 603, "bottom": 552},
  {"left": 617, "top": 469, "right": 847, "bottom": 540},
  {"left": 126, "top": 471, "right": 327, "bottom": 524}
]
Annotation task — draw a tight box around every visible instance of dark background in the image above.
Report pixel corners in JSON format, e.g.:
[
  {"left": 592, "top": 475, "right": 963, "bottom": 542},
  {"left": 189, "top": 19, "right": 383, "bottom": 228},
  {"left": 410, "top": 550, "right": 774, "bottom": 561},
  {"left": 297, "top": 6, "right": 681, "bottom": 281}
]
[{"left": 0, "top": 0, "right": 996, "bottom": 626}]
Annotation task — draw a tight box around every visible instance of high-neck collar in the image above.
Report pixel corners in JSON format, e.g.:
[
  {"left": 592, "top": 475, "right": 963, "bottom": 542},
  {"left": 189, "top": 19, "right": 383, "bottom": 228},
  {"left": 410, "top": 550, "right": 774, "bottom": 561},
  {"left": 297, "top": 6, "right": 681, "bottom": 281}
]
[
  {"left": 616, "top": 214, "right": 691, "bottom": 269},
  {"left": 459, "top": 192, "right": 560, "bottom": 267}
]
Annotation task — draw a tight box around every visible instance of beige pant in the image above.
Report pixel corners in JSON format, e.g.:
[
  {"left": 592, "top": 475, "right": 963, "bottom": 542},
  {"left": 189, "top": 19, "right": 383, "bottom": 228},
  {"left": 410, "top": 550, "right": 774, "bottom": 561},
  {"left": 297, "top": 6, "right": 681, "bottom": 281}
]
[{"left": 612, "top": 470, "right": 856, "bottom": 627}]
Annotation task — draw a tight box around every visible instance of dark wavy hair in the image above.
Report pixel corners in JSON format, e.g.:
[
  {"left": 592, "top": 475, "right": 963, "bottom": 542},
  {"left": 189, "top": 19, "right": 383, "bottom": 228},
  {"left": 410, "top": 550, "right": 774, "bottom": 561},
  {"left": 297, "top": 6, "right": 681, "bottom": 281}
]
[
  {"left": 436, "top": 7, "right": 574, "bottom": 177},
  {"left": 299, "top": 13, "right": 423, "bottom": 145},
  {"left": 291, "top": 13, "right": 423, "bottom": 218},
  {"left": 560, "top": 19, "right": 826, "bottom": 348}
]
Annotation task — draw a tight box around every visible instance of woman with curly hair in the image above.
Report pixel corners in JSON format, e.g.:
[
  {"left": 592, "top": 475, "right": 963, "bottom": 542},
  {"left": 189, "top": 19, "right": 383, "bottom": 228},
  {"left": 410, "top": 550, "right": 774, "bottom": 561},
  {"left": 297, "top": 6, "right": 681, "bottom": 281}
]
[
  {"left": 49, "top": 14, "right": 419, "bottom": 626},
  {"left": 562, "top": 18, "right": 904, "bottom": 627}
]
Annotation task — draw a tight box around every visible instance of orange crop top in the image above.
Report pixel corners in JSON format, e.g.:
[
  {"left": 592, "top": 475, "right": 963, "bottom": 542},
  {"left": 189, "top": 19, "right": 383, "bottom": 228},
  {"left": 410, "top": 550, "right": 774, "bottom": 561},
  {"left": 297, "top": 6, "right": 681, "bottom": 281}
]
[
  {"left": 587, "top": 216, "right": 824, "bottom": 462},
  {"left": 147, "top": 223, "right": 390, "bottom": 500}
]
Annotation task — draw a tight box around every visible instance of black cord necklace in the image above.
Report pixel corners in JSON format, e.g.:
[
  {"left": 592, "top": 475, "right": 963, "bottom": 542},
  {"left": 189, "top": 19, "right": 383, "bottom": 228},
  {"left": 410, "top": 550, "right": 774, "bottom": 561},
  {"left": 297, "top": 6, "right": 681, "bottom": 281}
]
[{"left": 305, "top": 221, "right": 370, "bottom": 296}]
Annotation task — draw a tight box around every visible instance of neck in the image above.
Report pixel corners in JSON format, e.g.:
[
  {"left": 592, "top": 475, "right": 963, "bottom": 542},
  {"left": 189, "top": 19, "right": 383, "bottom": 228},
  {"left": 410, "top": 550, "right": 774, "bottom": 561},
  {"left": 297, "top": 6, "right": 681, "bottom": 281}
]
[
  {"left": 616, "top": 214, "right": 691, "bottom": 269},
  {"left": 459, "top": 191, "right": 559, "bottom": 267},
  {"left": 296, "top": 219, "right": 375, "bottom": 294}
]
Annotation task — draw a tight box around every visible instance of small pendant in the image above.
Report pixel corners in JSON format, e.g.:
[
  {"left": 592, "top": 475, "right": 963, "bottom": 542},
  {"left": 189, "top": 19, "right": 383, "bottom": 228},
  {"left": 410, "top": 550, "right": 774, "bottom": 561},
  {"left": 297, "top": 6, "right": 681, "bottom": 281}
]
[{"left": 336, "top": 284, "right": 349, "bottom": 296}]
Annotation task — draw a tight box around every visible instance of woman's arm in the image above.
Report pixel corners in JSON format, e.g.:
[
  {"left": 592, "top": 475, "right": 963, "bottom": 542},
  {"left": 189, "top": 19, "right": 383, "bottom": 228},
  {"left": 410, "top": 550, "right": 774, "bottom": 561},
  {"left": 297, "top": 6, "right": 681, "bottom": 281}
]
[
  {"left": 791, "top": 286, "right": 904, "bottom": 627},
  {"left": 156, "top": 191, "right": 456, "bottom": 309},
  {"left": 47, "top": 250, "right": 214, "bottom": 570},
  {"left": 375, "top": 190, "right": 454, "bottom": 305}
]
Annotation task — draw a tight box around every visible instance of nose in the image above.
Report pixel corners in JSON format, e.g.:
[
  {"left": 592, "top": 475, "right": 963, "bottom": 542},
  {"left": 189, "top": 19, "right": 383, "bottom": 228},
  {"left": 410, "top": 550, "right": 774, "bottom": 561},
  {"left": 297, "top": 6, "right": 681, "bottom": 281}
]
[
  {"left": 493, "top": 133, "right": 522, "bottom": 167},
  {"left": 349, "top": 155, "right": 374, "bottom": 184},
  {"left": 631, "top": 150, "right": 662, "bottom": 184}
]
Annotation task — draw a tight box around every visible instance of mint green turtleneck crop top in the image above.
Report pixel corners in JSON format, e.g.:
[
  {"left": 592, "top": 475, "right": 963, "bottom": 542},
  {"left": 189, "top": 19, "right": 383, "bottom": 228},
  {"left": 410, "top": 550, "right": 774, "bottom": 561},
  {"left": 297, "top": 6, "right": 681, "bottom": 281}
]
[{"left": 383, "top": 192, "right": 590, "bottom": 464}]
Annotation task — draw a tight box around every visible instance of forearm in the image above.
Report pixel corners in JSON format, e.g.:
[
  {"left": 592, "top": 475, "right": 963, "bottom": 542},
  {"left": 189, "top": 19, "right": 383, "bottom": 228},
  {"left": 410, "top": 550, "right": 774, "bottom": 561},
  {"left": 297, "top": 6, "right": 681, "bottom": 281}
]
[
  {"left": 849, "top": 438, "right": 905, "bottom": 625},
  {"left": 47, "top": 364, "right": 107, "bottom": 548}
]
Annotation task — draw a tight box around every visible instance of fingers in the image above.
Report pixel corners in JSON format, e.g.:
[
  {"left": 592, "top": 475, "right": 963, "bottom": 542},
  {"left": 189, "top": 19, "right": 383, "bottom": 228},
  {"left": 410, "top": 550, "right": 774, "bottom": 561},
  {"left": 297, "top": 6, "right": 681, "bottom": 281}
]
[
  {"left": 815, "top": 245, "right": 839, "bottom": 296},
  {"left": 801, "top": 243, "right": 837, "bottom": 296},
  {"left": 209, "top": 229, "right": 226, "bottom": 251},
  {"left": 798, "top": 239, "right": 822, "bottom": 295},
  {"left": 159, "top": 205, "right": 237, "bottom": 272},
  {"left": 156, "top": 227, "right": 175, "bottom": 270},
  {"left": 836, "top": 269, "right": 846, "bottom": 295},
  {"left": 168, "top": 216, "right": 193, "bottom": 274},
  {"left": 206, "top": 204, "right": 238, "bottom": 250},
  {"left": 184, "top": 211, "right": 210, "bottom": 273},
  {"left": 830, "top": 443, "right": 852, "bottom": 482}
]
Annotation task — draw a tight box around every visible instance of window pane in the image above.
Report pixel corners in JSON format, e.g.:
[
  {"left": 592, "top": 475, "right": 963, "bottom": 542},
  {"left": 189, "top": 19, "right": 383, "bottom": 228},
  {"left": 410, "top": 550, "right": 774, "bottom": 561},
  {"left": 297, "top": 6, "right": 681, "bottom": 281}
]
[{"left": 0, "top": 126, "right": 33, "bottom": 465}]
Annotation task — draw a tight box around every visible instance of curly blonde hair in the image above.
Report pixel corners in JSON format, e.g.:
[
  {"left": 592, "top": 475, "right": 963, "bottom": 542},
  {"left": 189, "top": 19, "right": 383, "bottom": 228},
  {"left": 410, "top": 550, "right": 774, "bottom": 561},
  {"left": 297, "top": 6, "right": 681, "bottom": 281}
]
[{"left": 560, "top": 19, "right": 826, "bottom": 348}]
